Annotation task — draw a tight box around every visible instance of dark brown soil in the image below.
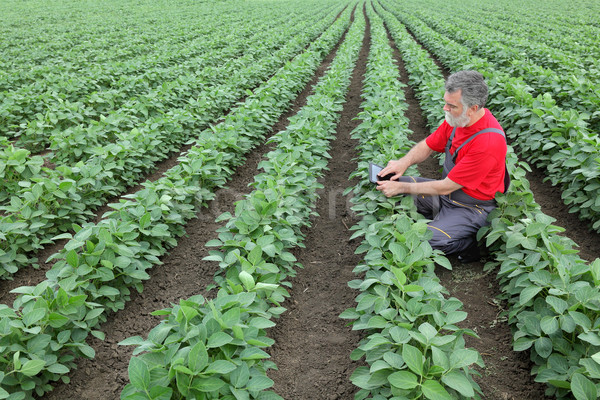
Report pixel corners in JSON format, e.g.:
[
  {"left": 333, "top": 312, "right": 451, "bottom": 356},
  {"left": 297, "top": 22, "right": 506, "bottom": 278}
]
[
  {"left": 31, "top": 4, "right": 600, "bottom": 400},
  {"left": 267, "top": 4, "right": 368, "bottom": 398}
]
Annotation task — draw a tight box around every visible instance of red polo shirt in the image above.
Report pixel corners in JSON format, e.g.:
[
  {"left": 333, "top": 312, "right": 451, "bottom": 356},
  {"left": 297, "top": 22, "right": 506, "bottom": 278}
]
[{"left": 425, "top": 109, "right": 507, "bottom": 201}]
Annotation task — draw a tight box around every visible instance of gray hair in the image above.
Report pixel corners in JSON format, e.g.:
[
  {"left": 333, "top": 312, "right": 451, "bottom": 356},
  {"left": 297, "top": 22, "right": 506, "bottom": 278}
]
[{"left": 445, "top": 70, "right": 488, "bottom": 109}]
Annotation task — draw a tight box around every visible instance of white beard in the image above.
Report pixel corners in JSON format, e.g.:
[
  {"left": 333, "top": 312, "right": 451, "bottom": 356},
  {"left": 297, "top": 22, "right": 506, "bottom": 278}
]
[{"left": 445, "top": 109, "right": 470, "bottom": 127}]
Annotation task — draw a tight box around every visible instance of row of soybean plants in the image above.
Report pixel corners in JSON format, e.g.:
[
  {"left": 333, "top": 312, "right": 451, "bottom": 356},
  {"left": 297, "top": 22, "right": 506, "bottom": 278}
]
[
  {"left": 0, "top": 0, "right": 210, "bottom": 70},
  {"left": 399, "top": 0, "right": 600, "bottom": 134},
  {"left": 0, "top": 0, "right": 272, "bottom": 142},
  {"left": 473, "top": 0, "right": 600, "bottom": 61},
  {"left": 117, "top": 6, "right": 366, "bottom": 400},
  {"left": 4, "top": 2, "right": 337, "bottom": 155},
  {"left": 339, "top": 2, "right": 483, "bottom": 399},
  {"left": 440, "top": 1, "right": 599, "bottom": 76},
  {"left": 379, "top": 0, "right": 600, "bottom": 234},
  {"left": 0, "top": 5, "right": 356, "bottom": 398},
  {"left": 446, "top": 0, "right": 600, "bottom": 71},
  {"left": 0, "top": 3, "right": 344, "bottom": 279},
  {"left": 376, "top": 2, "right": 600, "bottom": 398},
  {"left": 0, "top": 0, "right": 332, "bottom": 146},
  {"left": 0, "top": 1, "right": 227, "bottom": 88}
]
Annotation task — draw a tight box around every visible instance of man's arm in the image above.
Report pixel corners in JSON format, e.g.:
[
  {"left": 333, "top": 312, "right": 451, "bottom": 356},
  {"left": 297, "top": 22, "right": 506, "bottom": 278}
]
[
  {"left": 376, "top": 176, "right": 462, "bottom": 197},
  {"left": 379, "top": 139, "right": 434, "bottom": 180}
]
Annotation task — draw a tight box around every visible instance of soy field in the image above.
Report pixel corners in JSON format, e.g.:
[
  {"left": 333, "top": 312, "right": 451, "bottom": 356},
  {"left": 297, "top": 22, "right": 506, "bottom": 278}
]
[{"left": 1, "top": 0, "right": 600, "bottom": 399}]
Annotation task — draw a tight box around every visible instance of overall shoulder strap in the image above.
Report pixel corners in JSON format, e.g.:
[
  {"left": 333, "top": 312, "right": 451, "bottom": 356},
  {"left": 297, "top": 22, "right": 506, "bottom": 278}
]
[
  {"left": 452, "top": 128, "right": 505, "bottom": 162},
  {"left": 445, "top": 127, "right": 457, "bottom": 149}
]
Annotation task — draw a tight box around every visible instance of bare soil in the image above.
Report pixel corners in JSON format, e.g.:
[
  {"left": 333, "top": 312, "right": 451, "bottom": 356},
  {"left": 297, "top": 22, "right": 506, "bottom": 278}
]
[{"left": 32, "top": 4, "right": 600, "bottom": 400}]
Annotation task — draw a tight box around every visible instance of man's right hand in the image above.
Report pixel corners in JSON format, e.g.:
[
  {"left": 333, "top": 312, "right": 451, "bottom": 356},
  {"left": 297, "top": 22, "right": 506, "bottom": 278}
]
[{"left": 379, "top": 159, "right": 409, "bottom": 181}]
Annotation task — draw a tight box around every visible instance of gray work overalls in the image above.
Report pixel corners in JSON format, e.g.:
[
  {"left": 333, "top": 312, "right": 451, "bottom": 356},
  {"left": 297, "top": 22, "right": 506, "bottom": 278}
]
[{"left": 399, "top": 127, "right": 510, "bottom": 255}]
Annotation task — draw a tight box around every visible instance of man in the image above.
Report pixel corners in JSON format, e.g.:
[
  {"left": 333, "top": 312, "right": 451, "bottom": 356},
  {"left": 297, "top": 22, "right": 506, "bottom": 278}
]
[{"left": 376, "top": 70, "right": 509, "bottom": 262}]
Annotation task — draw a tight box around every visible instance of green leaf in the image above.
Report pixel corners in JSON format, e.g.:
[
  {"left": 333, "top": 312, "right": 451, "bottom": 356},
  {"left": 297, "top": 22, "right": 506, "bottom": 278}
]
[
  {"left": 189, "top": 341, "right": 208, "bottom": 373},
  {"left": 139, "top": 213, "right": 152, "bottom": 229},
  {"left": 239, "top": 271, "right": 255, "bottom": 291},
  {"left": 433, "top": 255, "right": 452, "bottom": 270},
  {"left": 421, "top": 379, "right": 453, "bottom": 400},
  {"left": 519, "top": 285, "right": 543, "bottom": 305},
  {"left": 128, "top": 357, "right": 150, "bottom": 391},
  {"left": 23, "top": 308, "right": 46, "bottom": 327},
  {"left": 248, "top": 245, "right": 263, "bottom": 266},
  {"left": 388, "top": 370, "right": 418, "bottom": 389},
  {"left": 546, "top": 296, "right": 568, "bottom": 314},
  {"left": 207, "top": 332, "right": 233, "bottom": 348},
  {"left": 534, "top": 337, "right": 553, "bottom": 358},
  {"left": 578, "top": 332, "right": 600, "bottom": 346},
  {"left": 149, "top": 386, "right": 172, "bottom": 400},
  {"left": 66, "top": 250, "right": 79, "bottom": 268},
  {"left": 389, "top": 242, "right": 407, "bottom": 261},
  {"left": 240, "top": 348, "right": 270, "bottom": 360},
  {"left": 79, "top": 344, "right": 96, "bottom": 358},
  {"left": 46, "top": 363, "right": 70, "bottom": 374},
  {"left": 441, "top": 370, "right": 475, "bottom": 397},
  {"left": 246, "top": 375, "right": 274, "bottom": 391},
  {"left": 205, "top": 360, "right": 237, "bottom": 374},
  {"left": 19, "top": 359, "right": 46, "bottom": 377},
  {"left": 85, "top": 308, "right": 105, "bottom": 321},
  {"left": 540, "top": 316, "right": 560, "bottom": 335},
  {"left": 569, "top": 311, "right": 591, "bottom": 331},
  {"left": 571, "top": 373, "right": 598, "bottom": 400},
  {"left": 402, "top": 344, "right": 423, "bottom": 376},
  {"left": 383, "top": 351, "right": 405, "bottom": 369},
  {"left": 48, "top": 312, "right": 69, "bottom": 328},
  {"left": 249, "top": 317, "right": 275, "bottom": 329},
  {"left": 189, "top": 376, "right": 225, "bottom": 392},
  {"left": 449, "top": 348, "right": 479, "bottom": 369},
  {"left": 591, "top": 351, "right": 600, "bottom": 365},
  {"left": 404, "top": 284, "right": 423, "bottom": 292},
  {"left": 514, "top": 337, "right": 534, "bottom": 351}
]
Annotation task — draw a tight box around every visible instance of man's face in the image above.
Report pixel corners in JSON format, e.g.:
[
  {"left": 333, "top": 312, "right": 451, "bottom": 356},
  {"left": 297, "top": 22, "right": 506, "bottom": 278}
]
[{"left": 443, "top": 90, "right": 470, "bottom": 128}]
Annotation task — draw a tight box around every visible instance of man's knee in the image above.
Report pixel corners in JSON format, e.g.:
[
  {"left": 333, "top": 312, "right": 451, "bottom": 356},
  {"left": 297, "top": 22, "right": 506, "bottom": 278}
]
[{"left": 427, "top": 225, "right": 473, "bottom": 255}]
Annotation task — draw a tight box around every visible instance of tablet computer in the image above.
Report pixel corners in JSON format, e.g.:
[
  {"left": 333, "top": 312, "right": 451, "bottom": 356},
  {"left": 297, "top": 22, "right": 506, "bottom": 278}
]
[{"left": 368, "top": 162, "right": 394, "bottom": 184}]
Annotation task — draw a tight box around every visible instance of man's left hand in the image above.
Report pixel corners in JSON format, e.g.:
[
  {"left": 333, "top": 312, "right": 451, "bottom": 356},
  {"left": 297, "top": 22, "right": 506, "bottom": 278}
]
[{"left": 376, "top": 180, "right": 405, "bottom": 197}]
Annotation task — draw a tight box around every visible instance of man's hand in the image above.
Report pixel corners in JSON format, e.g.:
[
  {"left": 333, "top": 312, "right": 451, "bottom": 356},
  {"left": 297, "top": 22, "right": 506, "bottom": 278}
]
[
  {"left": 376, "top": 180, "right": 405, "bottom": 197},
  {"left": 378, "top": 159, "right": 409, "bottom": 180},
  {"left": 377, "top": 177, "right": 463, "bottom": 197}
]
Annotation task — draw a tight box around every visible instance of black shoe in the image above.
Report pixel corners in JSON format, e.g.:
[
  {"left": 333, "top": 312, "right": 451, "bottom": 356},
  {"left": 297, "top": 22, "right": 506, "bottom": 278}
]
[{"left": 457, "top": 243, "right": 481, "bottom": 264}]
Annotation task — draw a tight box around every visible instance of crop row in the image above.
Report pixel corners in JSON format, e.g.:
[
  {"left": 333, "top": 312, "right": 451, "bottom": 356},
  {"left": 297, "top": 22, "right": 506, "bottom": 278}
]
[
  {"left": 4, "top": 4, "right": 334, "bottom": 153},
  {"left": 399, "top": 2, "right": 600, "bottom": 134},
  {"left": 380, "top": 0, "right": 600, "bottom": 234},
  {"left": 0, "top": 6, "right": 264, "bottom": 138},
  {"left": 0, "top": 0, "right": 232, "bottom": 71},
  {"left": 0, "top": 4, "right": 343, "bottom": 279},
  {"left": 471, "top": 0, "right": 600, "bottom": 60},
  {"left": 118, "top": 6, "right": 365, "bottom": 399},
  {"left": 340, "top": 3, "right": 483, "bottom": 399},
  {"left": 377, "top": 1, "right": 600, "bottom": 398},
  {"left": 0, "top": 5, "right": 355, "bottom": 398},
  {"left": 437, "top": 4, "right": 599, "bottom": 75},
  {"left": 0, "top": 0, "right": 330, "bottom": 92},
  {"left": 5, "top": 4, "right": 332, "bottom": 167}
]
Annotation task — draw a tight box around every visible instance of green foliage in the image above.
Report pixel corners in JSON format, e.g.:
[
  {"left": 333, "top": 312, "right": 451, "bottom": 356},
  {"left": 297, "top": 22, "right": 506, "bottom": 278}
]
[
  {"left": 380, "top": 0, "right": 600, "bottom": 234},
  {"left": 0, "top": 2, "right": 356, "bottom": 397},
  {"left": 378, "top": 0, "right": 600, "bottom": 397},
  {"left": 119, "top": 7, "right": 365, "bottom": 399},
  {"left": 341, "top": 4, "right": 483, "bottom": 399},
  {"left": 0, "top": 0, "right": 344, "bottom": 279}
]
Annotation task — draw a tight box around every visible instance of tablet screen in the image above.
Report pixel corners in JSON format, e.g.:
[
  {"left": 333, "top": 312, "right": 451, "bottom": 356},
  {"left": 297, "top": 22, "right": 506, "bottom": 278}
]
[
  {"left": 369, "top": 163, "right": 384, "bottom": 183},
  {"left": 369, "top": 163, "right": 394, "bottom": 184}
]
